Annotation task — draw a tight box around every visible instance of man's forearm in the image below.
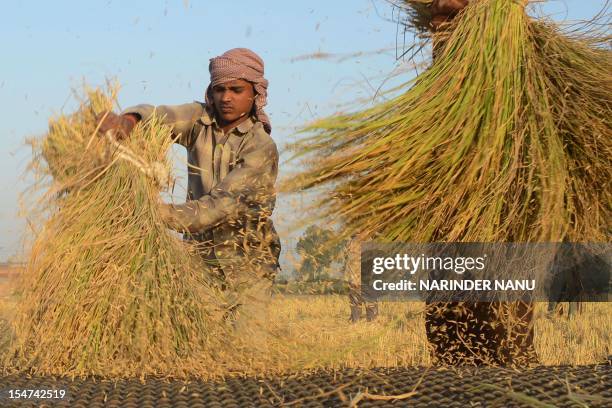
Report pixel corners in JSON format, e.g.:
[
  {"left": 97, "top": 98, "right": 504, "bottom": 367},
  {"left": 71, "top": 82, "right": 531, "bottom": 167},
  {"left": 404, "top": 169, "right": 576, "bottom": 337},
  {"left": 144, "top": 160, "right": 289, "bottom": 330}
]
[
  {"left": 159, "top": 199, "right": 228, "bottom": 234},
  {"left": 122, "top": 102, "right": 205, "bottom": 147}
]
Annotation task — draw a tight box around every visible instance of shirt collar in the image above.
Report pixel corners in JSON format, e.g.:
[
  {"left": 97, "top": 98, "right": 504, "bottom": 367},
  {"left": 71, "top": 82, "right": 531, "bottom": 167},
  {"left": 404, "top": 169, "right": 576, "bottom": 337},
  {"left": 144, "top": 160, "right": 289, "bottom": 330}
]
[
  {"left": 200, "top": 108, "right": 255, "bottom": 135},
  {"left": 235, "top": 117, "right": 255, "bottom": 134}
]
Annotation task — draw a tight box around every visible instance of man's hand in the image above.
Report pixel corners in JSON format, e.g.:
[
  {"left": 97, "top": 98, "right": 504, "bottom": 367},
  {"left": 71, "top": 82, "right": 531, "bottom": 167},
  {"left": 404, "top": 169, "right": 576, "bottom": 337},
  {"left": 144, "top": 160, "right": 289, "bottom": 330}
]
[
  {"left": 431, "top": 0, "right": 470, "bottom": 31},
  {"left": 158, "top": 202, "right": 196, "bottom": 233},
  {"left": 159, "top": 203, "right": 181, "bottom": 231},
  {"left": 96, "top": 111, "right": 139, "bottom": 140}
]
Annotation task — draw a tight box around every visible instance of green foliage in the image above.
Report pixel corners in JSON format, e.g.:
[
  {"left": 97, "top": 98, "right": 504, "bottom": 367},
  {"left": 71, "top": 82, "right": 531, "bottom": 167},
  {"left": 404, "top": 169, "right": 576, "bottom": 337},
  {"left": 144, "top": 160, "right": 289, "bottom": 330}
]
[
  {"left": 272, "top": 279, "right": 349, "bottom": 295},
  {"left": 295, "top": 225, "right": 347, "bottom": 281}
]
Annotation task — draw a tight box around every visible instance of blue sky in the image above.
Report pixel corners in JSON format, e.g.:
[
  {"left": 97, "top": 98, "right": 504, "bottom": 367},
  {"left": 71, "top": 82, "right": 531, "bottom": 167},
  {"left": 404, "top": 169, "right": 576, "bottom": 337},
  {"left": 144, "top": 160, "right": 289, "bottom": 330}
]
[{"left": 0, "top": 0, "right": 606, "bottom": 263}]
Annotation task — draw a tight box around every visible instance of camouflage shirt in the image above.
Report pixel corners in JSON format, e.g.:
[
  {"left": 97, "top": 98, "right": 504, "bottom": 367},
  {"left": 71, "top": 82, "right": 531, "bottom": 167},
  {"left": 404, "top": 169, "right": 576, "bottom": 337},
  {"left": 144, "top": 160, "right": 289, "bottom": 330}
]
[
  {"left": 343, "top": 238, "right": 361, "bottom": 288},
  {"left": 123, "top": 102, "right": 281, "bottom": 281}
]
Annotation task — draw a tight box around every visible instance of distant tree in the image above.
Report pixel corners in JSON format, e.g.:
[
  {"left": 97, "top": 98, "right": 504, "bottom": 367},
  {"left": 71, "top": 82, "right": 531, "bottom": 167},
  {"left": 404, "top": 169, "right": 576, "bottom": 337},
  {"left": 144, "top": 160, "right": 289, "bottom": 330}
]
[{"left": 295, "top": 225, "right": 346, "bottom": 281}]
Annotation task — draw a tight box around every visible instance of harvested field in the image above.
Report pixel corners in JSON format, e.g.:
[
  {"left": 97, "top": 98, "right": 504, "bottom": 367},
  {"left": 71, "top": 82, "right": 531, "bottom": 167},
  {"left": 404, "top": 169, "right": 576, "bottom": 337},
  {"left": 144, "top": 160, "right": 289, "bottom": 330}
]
[
  {"left": 258, "top": 295, "right": 611, "bottom": 370},
  {"left": 1, "top": 273, "right": 609, "bottom": 373},
  {"left": 1, "top": 276, "right": 610, "bottom": 405}
]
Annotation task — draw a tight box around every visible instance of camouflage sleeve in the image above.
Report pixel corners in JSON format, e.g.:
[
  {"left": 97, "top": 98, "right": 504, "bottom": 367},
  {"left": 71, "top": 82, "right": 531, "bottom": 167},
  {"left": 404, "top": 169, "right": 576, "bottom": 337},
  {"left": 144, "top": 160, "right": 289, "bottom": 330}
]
[
  {"left": 161, "top": 123, "right": 279, "bottom": 233},
  {"left": 121, "top": 102, "right": 205, "bottom": 147}
]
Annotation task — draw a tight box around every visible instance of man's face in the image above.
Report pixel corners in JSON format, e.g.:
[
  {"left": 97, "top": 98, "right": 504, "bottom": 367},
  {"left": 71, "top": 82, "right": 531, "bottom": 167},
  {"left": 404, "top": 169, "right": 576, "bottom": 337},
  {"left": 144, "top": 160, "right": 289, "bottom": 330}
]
[{"left": 211, "top": 79, "right": 255, "bottom": 124}]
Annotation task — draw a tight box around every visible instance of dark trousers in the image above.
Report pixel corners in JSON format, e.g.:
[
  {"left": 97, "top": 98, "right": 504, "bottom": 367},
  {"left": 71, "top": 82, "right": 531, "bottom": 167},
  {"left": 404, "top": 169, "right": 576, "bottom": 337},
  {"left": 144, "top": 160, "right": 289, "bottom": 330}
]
[
  {"left": 425, "top": 301, "right": 538, "bottom": 367},
  {"left": 349, "top": 284, "right": 378, "bottom": 322}
]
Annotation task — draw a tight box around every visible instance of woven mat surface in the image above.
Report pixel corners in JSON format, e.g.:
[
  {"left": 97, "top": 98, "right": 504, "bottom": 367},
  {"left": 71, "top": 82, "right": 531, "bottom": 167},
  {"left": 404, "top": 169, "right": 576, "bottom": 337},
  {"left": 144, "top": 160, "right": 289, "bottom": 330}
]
[{"left": 0, "top": 363, "right": 610, "bottom": 407}]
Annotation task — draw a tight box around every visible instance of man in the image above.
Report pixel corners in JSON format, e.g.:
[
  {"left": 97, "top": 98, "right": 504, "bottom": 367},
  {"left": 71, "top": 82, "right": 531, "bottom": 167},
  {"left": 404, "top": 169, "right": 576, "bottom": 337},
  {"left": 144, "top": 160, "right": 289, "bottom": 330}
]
[
  {"left": 424, "top": 0, "right": 538, "bottom": 366},
  {"left": 344, "top": 234, "right": 378, "bottom": 323},
  {"left": 98, "top": 48, "right": 281, "bottom": 298}
]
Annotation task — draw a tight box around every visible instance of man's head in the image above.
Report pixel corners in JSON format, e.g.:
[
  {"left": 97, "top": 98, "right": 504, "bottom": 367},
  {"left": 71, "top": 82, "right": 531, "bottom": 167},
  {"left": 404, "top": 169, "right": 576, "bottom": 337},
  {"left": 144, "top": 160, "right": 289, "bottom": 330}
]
[
  {"left": 430, "top": 0, "right": 470, "bottom": 31},
  {"left": 206, "top": 48, "right": 271, "bottom": 133},
  {"left": 211, "top": 79, "right": 255, "bottom": 125}
]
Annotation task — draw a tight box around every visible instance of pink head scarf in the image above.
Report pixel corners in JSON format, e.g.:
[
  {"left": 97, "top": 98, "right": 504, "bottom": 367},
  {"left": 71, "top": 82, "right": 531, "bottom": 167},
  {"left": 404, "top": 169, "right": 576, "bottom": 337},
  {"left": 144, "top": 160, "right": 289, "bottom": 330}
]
[{"left": 205, "top": 48, "right": 271, "bottom": 134}]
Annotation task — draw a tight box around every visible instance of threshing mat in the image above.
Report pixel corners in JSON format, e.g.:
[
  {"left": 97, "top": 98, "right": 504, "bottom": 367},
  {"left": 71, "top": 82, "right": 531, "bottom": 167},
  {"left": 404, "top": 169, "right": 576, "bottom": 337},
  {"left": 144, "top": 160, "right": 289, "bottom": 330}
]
[{"left": 0, "top": 363, "right": 610, "bottom": 407}]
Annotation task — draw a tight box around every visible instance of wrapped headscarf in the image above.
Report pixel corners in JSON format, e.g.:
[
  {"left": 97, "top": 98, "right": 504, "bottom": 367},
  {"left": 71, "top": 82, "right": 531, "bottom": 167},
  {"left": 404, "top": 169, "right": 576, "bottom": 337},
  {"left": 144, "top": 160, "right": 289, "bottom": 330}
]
[{"left": 205, "top": 48, "right": 271, "bottom": 134}]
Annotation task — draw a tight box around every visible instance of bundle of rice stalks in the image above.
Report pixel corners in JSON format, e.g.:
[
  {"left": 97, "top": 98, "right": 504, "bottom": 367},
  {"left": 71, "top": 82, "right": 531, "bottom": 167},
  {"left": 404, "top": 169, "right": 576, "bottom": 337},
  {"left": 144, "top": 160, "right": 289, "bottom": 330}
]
[
  {"left": 285, "top": 0, "right": 611, "bottom": 245},
  {"left": 1, "top": 86, "right": 233, "bottom": 379}
]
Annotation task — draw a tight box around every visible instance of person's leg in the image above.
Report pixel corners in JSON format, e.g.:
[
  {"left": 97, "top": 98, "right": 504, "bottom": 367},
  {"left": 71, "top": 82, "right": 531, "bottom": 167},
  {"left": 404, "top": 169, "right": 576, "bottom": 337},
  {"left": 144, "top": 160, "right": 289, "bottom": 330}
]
[
  {"left": 230, "top": 265, "right": 275, "bottom": 353},
  {"left": 495, "top": 301, "right": 538, "bottom": 367},
  {"left": 569, "top": 301, "right": 581, "bottom": 317},
  {"left": 365, "top": 302, "right": 378, "bottom": 322},
  {"left": 348, "top": 284, "right": 362, "bottom": 323},
  {"left": 548, "top": 301, "right": 566, "bottom": 316},
  {"left": 426, "top": 302, "right": 504, "bottom": 366}
]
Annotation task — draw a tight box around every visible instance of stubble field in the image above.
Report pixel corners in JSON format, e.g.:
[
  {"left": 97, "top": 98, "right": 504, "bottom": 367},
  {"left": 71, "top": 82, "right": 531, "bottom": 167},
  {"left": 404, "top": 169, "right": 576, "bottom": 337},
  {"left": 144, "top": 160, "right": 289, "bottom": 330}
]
[{"left": 0, "top": 273, "right": 609, "bottom": 374}]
